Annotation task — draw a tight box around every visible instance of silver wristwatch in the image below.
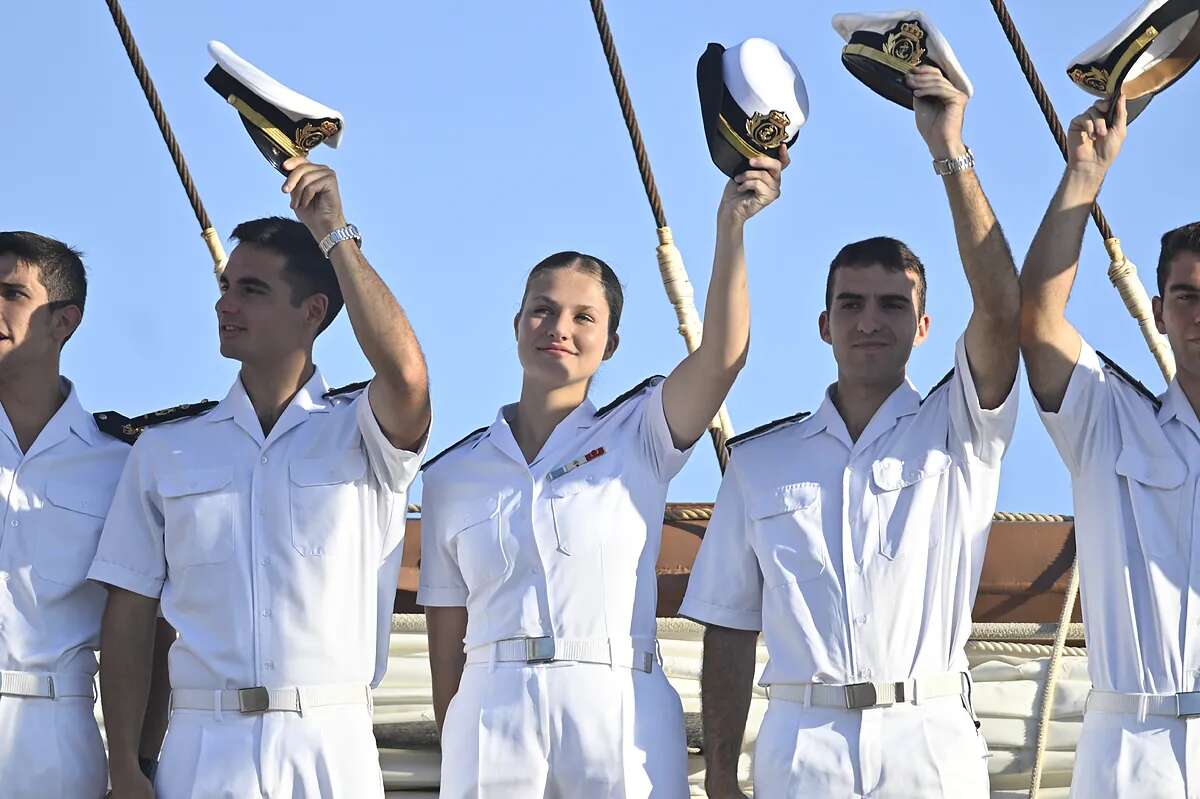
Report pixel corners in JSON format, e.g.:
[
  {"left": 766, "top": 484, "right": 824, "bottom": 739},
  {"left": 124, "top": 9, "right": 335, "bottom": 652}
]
[
  {"left": 318, "top": 224, "right": 362, "bottom": 258},
  {"left": 932, "top": 147, "right": 975, "bottom": 176}
]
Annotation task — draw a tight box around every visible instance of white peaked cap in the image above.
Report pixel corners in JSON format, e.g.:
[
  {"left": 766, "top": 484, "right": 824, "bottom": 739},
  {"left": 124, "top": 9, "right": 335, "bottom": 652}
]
[
  {"left": 832, "top": 10, "right": 974, "bottom": 97},
  {"left": 722, "top": 37, "right": 810, "bottom": 139}
]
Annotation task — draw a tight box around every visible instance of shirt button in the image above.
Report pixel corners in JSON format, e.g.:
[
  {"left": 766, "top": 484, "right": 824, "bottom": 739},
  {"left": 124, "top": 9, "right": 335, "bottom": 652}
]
[
  {"left": 861, "top": 668, "right": 873, "bottom": 679},
  {"left": 260, "top": 456, "right": 269, "bottom": 464},
  {"left": 855, "top": 615, "right": 868, "bottom": 625},
  {"left": 260, "top": 558, "right": 270, "bottom": 567},
  {"left": 264, "top": 661, "right": 275, "bottom": 670},
  {"left": 262, "top": 610, "right": 272, "bottom": 618},
  {"left": 9, "top": 520, "right": 17, "bottom": 528}
]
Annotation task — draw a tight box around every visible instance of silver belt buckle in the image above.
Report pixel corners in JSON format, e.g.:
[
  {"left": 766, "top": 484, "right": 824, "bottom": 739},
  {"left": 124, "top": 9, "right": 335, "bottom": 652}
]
[
  {"left": 845, "top": 682, "right": 878, "bottom": 710},
  {"left": 237, "top": 686, "right": 270, "bottom": 713},
  {"left": 1178, "top": 691, "right": 1200, "bottom": 718},
  {"left": 524, "top": 636, "right": 556, "bottom": 664}
]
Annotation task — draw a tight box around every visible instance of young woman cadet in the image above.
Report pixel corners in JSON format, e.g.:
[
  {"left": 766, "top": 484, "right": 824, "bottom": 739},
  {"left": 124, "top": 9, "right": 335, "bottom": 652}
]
[{"left": 417, "top": 148, "right": 787, "bottom": 797}]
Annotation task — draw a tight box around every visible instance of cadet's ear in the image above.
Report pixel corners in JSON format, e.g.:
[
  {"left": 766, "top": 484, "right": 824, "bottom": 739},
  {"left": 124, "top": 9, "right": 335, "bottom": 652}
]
[
  {"left": 603, "top": 332, "right": 620, "bottom": 360},
  {"left": 913, "top": 312, "right": 932, "bottom": 347},
  {"left": 1153, "top": 296, "right": 1166, "bottom": 335},
  {"left": 818, "top": 310, "right": 832, "bottom": 345},
  {"left": 304, "top": 292, "right": 329, "bottom": 330},
  {"left": 52, "top": 303, "right": 83, "bottom": 348},
  {"left": 513, "top": 312, "right": 521, "bottom": 341}
]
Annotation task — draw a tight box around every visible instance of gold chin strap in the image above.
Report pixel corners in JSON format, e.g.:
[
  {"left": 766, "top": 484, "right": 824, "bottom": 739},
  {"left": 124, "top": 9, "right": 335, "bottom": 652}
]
[
  {"left": 226, "top": 95, "right": 305, "bottom": 159},
  {"left": 842, "top": 43, "right": 920, "bottom": 76},
  {"left": 1118, "top": 16, "right": 1200, "bottom": 98},
  {"left": 715, "top": 114, "right": 761, "bottom": 161}
]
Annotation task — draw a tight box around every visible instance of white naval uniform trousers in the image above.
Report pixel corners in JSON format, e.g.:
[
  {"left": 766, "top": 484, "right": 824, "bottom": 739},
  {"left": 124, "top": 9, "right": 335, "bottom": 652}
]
[
  {"left": 1037, "top": 342, "right": 1200, "bottom": 798},
  {"left": 419, "top": 378, "right": 694, "bottom": 798},
  {"left": 681, "top": 336, "right": 1017, "bottom": 798},
  {"left": 88, "top": 370, "right": 422, "bottom": 799},
  {"left": 0, "top": 381, "right": 127, "bottom": 798}
]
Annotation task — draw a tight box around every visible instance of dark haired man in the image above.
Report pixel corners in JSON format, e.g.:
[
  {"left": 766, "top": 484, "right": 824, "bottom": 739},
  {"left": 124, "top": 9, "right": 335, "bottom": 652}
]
[
  {"left": 681, "top": 65, "right": 1020, "bottom": 797},
  {"left": 1021, "top": 95, "right": 1200, "bottom": 798},
  {"left": 91, "top": 157, "right": 430, "bottom": 799},
  {"left": 0, "top": 232, "right": 170, "bottom": 796}
]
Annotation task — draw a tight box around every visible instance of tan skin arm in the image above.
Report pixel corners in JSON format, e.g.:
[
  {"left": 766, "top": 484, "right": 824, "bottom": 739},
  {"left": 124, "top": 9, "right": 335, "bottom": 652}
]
[
  {"left": 426, "top": 605, "right": 468, "bottom": 734},
  {"left": 100, "top": 586, "right": 159, "bottom": 799},
  {"left": 137, "top": 618, "right": 175, "bottom": 763},
  {"left": 282, "top": 156, "right": 431, "bottom": 452},
  {"left": 700, "top": 625, "right": 758, "bottom": 799},
  {"left": 907, "top": 66, "right": 1020, "bottom": 409},
  {"left": 661, "top": 149, "right": 789, "bottom": 450},
  {"left": 1019, "top": 96, "right": 1128, "bottom": 412}
]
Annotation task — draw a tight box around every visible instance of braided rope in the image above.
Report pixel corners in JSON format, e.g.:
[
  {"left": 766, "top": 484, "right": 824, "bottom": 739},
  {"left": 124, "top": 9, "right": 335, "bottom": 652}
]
[
  {"left": 103, "top": 0, "right": 225, "bottom": 274},
  {"left": 1030, "top": 557, "right": 1081, "bottom": 798},
  {"left": 587, "top": 0, "right": 667, "bottom": 228},
  {"left": 966, "top": 639, "right": 1087, "bottom": 658},
  {"left": 988, "top": 0, "right": 1174, "bottom": 382}
]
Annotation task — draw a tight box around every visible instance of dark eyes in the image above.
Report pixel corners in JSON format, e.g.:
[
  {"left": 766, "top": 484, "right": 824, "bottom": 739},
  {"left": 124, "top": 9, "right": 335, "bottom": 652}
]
[{"left": 0, "top": 289, "right": 26, "bottom": 300}]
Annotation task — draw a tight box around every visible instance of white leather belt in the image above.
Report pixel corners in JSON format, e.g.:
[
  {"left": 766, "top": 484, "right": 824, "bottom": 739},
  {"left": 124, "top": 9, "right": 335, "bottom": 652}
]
[
  {"left": 465, "top": 636, "right": 658, "bottom": 673},
  {"left": 0, "top": 669, "right": 95, "bottom": 700},
  {"left": 767, "top": 671, "right": 969, "bottom": 710},
  {"left": 170, "top": 683, "right": 370, "bottom": 714},
  {"left": 1088, "top": 689, "right": 1200, "bottom": 718}
]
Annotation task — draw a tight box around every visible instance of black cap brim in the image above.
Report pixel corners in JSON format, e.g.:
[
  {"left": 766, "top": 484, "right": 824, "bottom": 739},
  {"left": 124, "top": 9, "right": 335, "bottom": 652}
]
[
  {"left": 698, "top": 43, "right": 750, "bottom": 178},
  {"left": 841, "top": 50, "right": 917, "bottom": 109}
]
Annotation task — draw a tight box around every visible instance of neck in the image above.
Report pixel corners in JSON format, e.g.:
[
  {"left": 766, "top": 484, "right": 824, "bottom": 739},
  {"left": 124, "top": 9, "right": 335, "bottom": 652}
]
[
  {"left": 1176, "top": 366, "right": 1200, "bottom": 422},
  {"left": 511, "top": 377, "right": 589, "bottom": 464},
  {"left": 238, "top": 350, "right": 315, "bottom": 436},
  {"left": 832, "top": 372, "right": 905, "bottom": 442},
  {"left": 0, "top": 358, "right": 67, "bottom": 453}
]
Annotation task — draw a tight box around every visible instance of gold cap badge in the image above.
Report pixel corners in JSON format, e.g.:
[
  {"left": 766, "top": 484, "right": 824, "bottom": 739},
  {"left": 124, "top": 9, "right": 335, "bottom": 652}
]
[
  {"left": 883, "top": 21, "right": 927, "bottom": 67},
  {"left": 745, "top": 110, "right": 791, "bottom": 150}
]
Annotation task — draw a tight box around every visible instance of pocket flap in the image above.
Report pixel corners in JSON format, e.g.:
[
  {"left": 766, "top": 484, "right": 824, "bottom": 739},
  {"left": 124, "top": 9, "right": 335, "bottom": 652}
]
[
  {"left": 748, "top": 482, "right": 820, "bottom": 519},
  {"left": 289, "top": 451, "right": 368, "bottom": 487},
  {"left": 1115, "top": 448, "right": 1186, "bottom": 489},
  {"left": 546, "top": 460, "right": 619, "bottom": 498},
  {"left": 45, "top": 480, "right": 111, "bottom": 517},
  {"left": 159, "top": 467, "right": 234, "bottom": 498},
  {"left": 447, "top": 496, "right": 500, "bottom": 535},
  {"left": 871, "top": 449, "right": 953, "bottom": 492}
]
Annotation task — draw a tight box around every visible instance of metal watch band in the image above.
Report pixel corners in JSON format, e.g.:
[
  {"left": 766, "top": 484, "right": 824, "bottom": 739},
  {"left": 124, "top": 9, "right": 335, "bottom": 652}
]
[
  {"left": 318, "top": 223, "right": 361, "bottom": 258},
  {"left": 932, "top": 147, "right": 974, "bottom": 176}
]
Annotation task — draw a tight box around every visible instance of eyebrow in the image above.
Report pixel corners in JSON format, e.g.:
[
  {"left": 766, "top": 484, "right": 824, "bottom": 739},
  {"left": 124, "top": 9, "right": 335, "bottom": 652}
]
[
  {"left": 0, "top": 280, "right": 31, "bottom": 291},
  {"left": 235, "top": 277, "right": 272, "bottom": 291},
  {"left": 1168, "top": 283, "right": 1200, "bottom": 294},
  {"left": 833, "top": 292, "right": 911, "bottom": 304}
]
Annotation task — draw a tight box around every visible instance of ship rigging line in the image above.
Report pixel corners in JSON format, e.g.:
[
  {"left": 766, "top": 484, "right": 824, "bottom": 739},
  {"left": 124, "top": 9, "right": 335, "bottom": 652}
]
[
  {"left": 102, "top": 0, "right": 226, "bottom": 275},
  {"left": 587, "top": 0, "right": 734, "bottom": 471}
]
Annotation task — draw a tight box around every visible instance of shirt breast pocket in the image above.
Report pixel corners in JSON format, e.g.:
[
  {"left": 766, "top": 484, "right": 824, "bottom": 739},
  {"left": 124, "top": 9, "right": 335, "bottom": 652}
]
[
  {"left": 160, "top": 467, "right": 236, "bottom": 569},
  {"left": 749, "top": 482, "right": 826, "bottom": 587},
  {"left": 871, "top": 448, "right": 953, "bottom": 559},
  {"left": 547, "top": 461, "right": 631, "bottom": 555},
  {"left": 34, "top": 480, "right": 110, "bottom": 586},
  {"left": 1115, "top": 448, "right": 1187, "bottom": 559},
  {"left": 449, "top": 497, "right": 509, "bottom": 590},
  {"left": 288, "top": 451, "right": 369, "bottom": 556}
]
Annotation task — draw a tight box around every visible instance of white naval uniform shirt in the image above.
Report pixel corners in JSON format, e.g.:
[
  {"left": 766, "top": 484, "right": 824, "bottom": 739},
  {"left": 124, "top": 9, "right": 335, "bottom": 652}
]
[
  {"left": 0, "top": 380, "right": 128, "bottom": 681},
  {"left": 1038, "top": 341, "right": 1200, "bottom": 695},
  {"left": 681, "top": 336, "right": 1017, "bottom": 686},
  {"left": 418, "top": 378, "right": 693, "bottom": 651},
  {"left": 87, "top": 369, "right": 422, "bottom": 692}
]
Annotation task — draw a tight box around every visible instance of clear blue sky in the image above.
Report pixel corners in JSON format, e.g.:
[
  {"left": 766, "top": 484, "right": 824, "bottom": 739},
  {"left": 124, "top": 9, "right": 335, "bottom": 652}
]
[{"left": 4, "top": 2, "right": 1195, "bottom": 513}]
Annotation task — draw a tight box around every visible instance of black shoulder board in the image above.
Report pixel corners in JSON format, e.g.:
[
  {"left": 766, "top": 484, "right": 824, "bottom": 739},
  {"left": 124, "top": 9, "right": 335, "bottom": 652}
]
[
  {"left": 422, "top": 426, "right": 488, "bottom": 471},
  {"left": 595, "top": 375, "right": 666, "bottom": 419},
  {"left": 92, "top": 411, "right": 138, "bottom": 444},
  {"left": 324, "top": 379, "right": 369, "bottom": 398},
  {"left": 726, "top": 411, "right": 812, "bottom": 450},
  {"left": 1097, "top": 350, "right": 1162, "bottom": 410},
  {"left": 922, "top": 368, "right": 955, "bottom": 404}
]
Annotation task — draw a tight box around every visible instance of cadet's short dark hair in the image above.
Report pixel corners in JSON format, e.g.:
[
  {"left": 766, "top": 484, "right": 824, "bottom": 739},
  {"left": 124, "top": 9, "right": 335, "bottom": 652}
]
[
  {"left": 522, "top": 251, "right": 625, "bottom": 337},
  {"left": 1157, "top": 222, "right": 1200, "bottom": 296},
  {"left": 825, "top": 236, "right": 927, "bottom": 316},
  {"left": 0, "top": 231, "right": 87, "bottom": 312},
  {"left": 231, "top": 217, "right": 344, "bottom": 333}
]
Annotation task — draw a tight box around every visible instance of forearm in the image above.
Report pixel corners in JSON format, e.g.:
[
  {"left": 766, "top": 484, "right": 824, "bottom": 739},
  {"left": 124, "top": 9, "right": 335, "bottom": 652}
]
[
  {"left": 100, "top": 593, "right": 158, "bottom": 782},
  {"left": 696, "top": 214, "right": 751, "bottom": 375},
  {"left": 701, "top": 625, "right": 758, "bottom": 793},
  {"left": 138, "top": 618, "right": 175, "bottom": 760},
  {"left": 941, "top": 168, "right": 1018, "bottom": 324},
  {"left": 426, "top": 607, "right": 468, "bottom": 734}
]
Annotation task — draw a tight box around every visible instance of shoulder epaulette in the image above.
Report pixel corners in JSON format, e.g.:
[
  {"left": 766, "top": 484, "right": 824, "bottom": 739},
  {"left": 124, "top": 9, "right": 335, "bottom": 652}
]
[
  {"left": 92, "top": 411, "right": 138, "bottom": 444},
  {"left": 324, "top": 379, "right": 369, "bottom": 399},
  {"left": 726, "top": 411, "right": 812, "bottom": 450},
  {"left": 422, "top": 426, "right": 488, "bottom": 471},
  {"left": 922, "top": 368, "right": 955, "bottom": 404},
  {"left": 595, "top": 375, "right": 665, "bottom": 419},
  {"left": 1097, "top": 350, "right": 1162, "bottom": 410}
]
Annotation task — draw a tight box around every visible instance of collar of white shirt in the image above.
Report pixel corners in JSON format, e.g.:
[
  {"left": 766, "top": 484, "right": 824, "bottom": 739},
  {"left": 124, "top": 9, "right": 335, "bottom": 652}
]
[
  {"left": 201, "top": 367, "right": 335, "bottom": 447},
  {"left": 1158, "top": 378, "right": 1200, "bottom": 441},
  {"left": 0, "top": 377, "right": 106, "bottom": 456},
  {"left": 483, "top": 398, "right": 599, "bottom": 469},
  {"left": 803, "top": 378, "right": 922, "bottom": 452}
]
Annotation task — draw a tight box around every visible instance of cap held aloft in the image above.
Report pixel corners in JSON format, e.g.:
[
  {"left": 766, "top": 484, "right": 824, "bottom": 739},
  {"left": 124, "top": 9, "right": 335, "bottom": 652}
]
[
  {"left": 697, "top": 37, "right": 809, "bottom": 178},
  {"left": 204, "top": 41, "right": 344, "bottom": 174},
  {"left": 833, "top": 10, "right": 973, "bottom": 108},
  {"left": 1067, "top": 0, "right": 1200, "bottom": 123}
]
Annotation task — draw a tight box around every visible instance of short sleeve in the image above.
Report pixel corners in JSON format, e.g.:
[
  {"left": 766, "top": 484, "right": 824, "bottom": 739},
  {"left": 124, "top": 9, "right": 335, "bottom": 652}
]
[
  {"left": 415, "top": 472, "right": 469, "bottom": 607},
  {"left": 356, "top": 382, "right": 425, "bottom": 493},
  {"left": 87, "top": 437, "right": 167, "bottom": 599},
  {"left": 1035, "top": 340, "right": 1117, "bottom": 472},
  {"left": 945, "top": 333, "right": 1019, "bottom": 465},
  {"left": 637, "top": 379, "right": 697, "bottom": 482},
  {"left": 678, "top": 461, "right": 763, "bottom": 631}
]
